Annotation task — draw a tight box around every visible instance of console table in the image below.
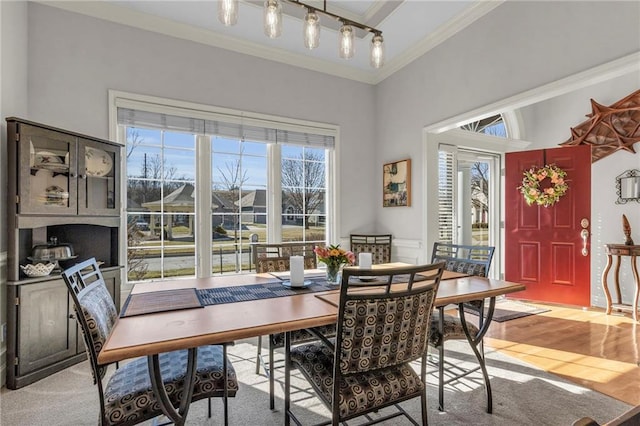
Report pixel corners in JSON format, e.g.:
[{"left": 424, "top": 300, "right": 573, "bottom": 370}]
[{"left": 601, "top": 244, "right": 640, "bottom": 321}]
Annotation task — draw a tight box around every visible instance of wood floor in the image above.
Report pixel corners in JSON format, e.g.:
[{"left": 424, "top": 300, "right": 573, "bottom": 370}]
[{"left": 484, "top": 301, "right": 640, "bottom": 406}]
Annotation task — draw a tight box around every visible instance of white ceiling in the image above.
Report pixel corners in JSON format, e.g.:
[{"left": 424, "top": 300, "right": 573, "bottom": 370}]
[{"left": 42, "top": 0, "right": 503, "bottom": 84}]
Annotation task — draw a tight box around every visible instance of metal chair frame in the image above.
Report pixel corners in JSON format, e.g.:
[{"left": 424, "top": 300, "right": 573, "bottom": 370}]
[
  {"left": 285, "top": 262, "right": 445, "bottom": 426},
  {"left": 62, "top": 258, "right": 232, "bottom": 425},
  {"left": 251, "top": 242, "right": 330, "bottom": 410},
  {"left": 430, "top": 242, "right": 496, "bottom": 413},
  {"left": 349, "top": 233, "right": 393, "bottom": 264}
]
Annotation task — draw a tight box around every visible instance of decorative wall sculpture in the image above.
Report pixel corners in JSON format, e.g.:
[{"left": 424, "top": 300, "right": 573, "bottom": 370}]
[{"left": 560, "top": 89, "right": 640, "bottom": 162}]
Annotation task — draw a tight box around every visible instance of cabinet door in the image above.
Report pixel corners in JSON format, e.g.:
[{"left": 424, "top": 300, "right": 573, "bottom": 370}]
[
  {"left": 17, "top": 279, "right": 78, "bottom": 376},
  {"left": 78, "top": 138, "right": 121, "bottom": 216},
  {"left": 18, "top": 124, "right": 78, "bottom": 215}
]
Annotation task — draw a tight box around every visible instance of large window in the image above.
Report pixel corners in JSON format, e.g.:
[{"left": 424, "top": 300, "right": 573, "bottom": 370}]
[{"left": 114, "top": 93, "right": 337, "bottom": 282}]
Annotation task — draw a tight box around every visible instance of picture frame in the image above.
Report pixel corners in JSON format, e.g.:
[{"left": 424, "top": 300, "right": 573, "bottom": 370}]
[{"left": 383, "top": 159, "right": 411, "bottom": 207}]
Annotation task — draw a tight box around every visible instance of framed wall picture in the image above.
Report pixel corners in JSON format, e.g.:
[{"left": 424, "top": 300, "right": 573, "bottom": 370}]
[{"left": 383, "top": 159, "right": 411, "bottom": 207}]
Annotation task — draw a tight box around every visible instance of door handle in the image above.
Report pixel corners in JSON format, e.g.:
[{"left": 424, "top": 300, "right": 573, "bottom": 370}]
[{"left": 581, "top": 229, "right": 589, "bottom": 256}]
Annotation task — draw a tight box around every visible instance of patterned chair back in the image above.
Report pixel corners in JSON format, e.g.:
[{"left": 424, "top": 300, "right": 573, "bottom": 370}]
[
  {"left": 61, "top": 258, "right": 117, "bottom": 386},
  {"left": 253, "top": 242, "right": 317, "bottom": 273},
  {"left": 431, "top": 242, "right": 494, "bottom": 277},
  {"left": 336, "top": 262, "right": 444, "bottom": 375},
  {"left": 349, "top": 234, "right": 392, "bottom": 265}
]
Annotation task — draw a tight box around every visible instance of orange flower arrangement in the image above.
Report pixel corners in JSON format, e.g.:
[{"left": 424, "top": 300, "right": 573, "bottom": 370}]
[{"left": 519, "top": 164, "right": 568, "bottom": 207}]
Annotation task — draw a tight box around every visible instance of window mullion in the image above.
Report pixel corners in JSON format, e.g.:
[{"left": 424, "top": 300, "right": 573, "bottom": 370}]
[
  {"left": 196, "top": 134, "right": 212, "bottom": 277},
  {"left": 268, "top": 143, "right": 282, "bottom": 242}
]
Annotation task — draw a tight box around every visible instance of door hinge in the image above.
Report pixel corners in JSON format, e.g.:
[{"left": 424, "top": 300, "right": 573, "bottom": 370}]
[
  {"left": 15, "top": 297, "right": 19, "bottom": 306},
  {"left": 14, "top": 357, "right": 19, "bottom": 366},
  {"left": 16, "top": 195, "right": 19, "bottom": 204},
  {"left": 15, "top": 132, "right": 20, "bottom": 142}
]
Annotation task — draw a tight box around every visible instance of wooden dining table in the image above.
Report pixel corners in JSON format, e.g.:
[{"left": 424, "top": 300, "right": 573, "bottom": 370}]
[{"left": 98, "top": 264, "right": 525, "bottom": 424}]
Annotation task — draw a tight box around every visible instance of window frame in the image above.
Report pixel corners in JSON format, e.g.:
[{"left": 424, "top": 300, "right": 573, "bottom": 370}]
[{"left": 109, "top": 90, "right": 340, "bottom": 281}]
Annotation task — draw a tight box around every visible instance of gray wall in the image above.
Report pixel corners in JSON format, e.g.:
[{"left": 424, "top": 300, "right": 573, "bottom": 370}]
[
  {"left": 26, "top": 3, "right": 378, "bottom": 236},
  {"left": 375, "top": 1, "right": 640, "bottom": 305}
]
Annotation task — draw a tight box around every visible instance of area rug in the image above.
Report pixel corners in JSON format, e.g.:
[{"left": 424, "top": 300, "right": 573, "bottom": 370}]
[
  {"left": 0, "top": 339, "right": 630, "bottom": 426},
  {"left": 464, "top": 299, "right": 551, "bottom": 322}
]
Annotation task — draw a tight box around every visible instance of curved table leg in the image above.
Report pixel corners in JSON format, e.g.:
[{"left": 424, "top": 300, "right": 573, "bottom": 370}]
[
  {"left": 631, "top": 255, "right": 639, "bottom": 322},
  {"left": 602, "top": 254, "right": 613, "bottom": 315},
  {"left": 459, "top": 297, "right": 495, "bottom": 414},
  {"left": 148, "top": 347, "right": 198, "bottom": 426}
]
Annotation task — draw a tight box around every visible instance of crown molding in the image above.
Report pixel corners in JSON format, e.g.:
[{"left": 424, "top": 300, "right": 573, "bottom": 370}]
[
  {"left": 39, "top": 0, "right": 379, "bottom": 84},
  {"left": 37, "top": 0, "right": 499, "bottom": 85},
  {"left": 374, "top": 0, "right": 504, "bottom": 84}
]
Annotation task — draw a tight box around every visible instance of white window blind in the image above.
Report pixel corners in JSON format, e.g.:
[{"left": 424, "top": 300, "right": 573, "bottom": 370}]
[
  {"left": 438, "top": 145, "right": 457, "bottom": 244},
  {"left": 117, "top": 107, "right": 334, "bottom": 148}
]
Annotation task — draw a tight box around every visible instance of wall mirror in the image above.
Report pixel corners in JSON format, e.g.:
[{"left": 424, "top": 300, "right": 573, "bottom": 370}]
[{"left": 615, "top": 169, "right": 640, "bottom": 204}]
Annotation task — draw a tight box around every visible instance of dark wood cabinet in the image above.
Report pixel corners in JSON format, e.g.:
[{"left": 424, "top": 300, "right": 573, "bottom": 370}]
[
  {"left": 5, "top": 118, "right": 123, "bottom": 389},
  {"left": 10, "top": 120, "right": 120, "bottom": 217}
]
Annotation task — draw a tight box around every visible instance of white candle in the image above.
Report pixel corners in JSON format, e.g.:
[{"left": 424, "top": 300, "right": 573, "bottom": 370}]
[
  {"left": 359, "top": 252, "right": 373, "bottom": 269},
  {"left": 289, "top": 255, "right": 305, "bottom": 286}
]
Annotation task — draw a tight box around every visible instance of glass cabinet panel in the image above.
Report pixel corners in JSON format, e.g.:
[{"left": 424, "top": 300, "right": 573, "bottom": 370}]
[
  {"left": 78, "top": 138, "right": 120, "bottom": 215},
  {"left": 19, "top": 124, "right": 77, "bottom": 215}
]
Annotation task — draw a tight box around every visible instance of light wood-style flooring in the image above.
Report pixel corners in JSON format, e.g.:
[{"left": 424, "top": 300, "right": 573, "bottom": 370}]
[{"left": 484, "top": 301, "right": 639, "bottom": 406}]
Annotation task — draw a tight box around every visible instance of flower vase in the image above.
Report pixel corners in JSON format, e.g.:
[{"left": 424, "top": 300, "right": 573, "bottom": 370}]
[{"left": 325, "top": 263, "right": 342, "bottom": 285}]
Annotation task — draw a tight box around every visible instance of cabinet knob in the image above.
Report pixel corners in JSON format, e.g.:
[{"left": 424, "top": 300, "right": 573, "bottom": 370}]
[{"left": 69, "top": 313, "right": 76, "bottom": 320}]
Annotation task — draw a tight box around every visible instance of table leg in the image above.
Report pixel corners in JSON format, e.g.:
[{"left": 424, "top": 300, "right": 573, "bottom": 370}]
[
  {"left": 459, "top": 297, "right": 495, "bottom": 414},
  {"left": 284, "top": 331, "right": 291, "bottom": 426},
  {"left": 148, "top": 348, "right": 198, "bottom": 426},
  {"left": 631, "top": 255, "right": 639, "bottom": 322},
  {"left": 602, "top": 254, "right": 614, "bottom": 315},
  {"left": 614, "top": 255, "right": 623, "bottom": 305}
]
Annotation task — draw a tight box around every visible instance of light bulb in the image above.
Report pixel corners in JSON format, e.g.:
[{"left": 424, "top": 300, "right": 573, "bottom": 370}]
[
  {"left": 339, "top": 24, "right": 354, "bottom": 59},
  {"left": 264, "top": 0, "right": 282, "bottom": 39},
  {"left": 370, "top": 34, "right": 385, "bottom": 68},
  {"left": 303, "top": 10, "right": 320, "bottom": 49},
  {"left": 218, "top": 0, "right": 238, "bottom": 26}
]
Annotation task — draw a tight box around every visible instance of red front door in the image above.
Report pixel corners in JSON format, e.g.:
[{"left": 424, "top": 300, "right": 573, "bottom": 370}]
[{"left": 505, "top": 145, "right": 591, "bottom": 306}]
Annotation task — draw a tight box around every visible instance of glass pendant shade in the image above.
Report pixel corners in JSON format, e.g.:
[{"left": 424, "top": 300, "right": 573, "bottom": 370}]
[
  {"left": 370, "top": 34, "right": 385, "bottom": 68},
  {"left": 218, "top": 0, "right": 238, "bottom": 26},
  {"left": 303, "top": 11, "right": 320, "bottom": 49},
  {"left": 338, "top": 24, "right": 354, "bottom": 59},
  {"left": 264, "top": 0, "right": 282, "bottom": 39}
]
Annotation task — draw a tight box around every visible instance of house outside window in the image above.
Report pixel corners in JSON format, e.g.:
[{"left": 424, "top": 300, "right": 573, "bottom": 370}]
[{"left": 113, "top": 92, "right": 337, "bottom": 282}]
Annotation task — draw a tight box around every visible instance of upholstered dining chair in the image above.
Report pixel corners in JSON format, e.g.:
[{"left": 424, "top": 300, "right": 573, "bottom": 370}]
[
  {"left": 429, "top": 242, "right": 495, "bottom": 413},
  {"left": 349, "top": 233, "right": 393, "bottom": 264},
  {"left": 286, "top": 262, "right": 445, "bottom": 426},
  {"left": 252, "top": 242, "right": 336, "bottom": 410},
  {"left": 62, "top": 258, "right": 239, "bottom": 426}
]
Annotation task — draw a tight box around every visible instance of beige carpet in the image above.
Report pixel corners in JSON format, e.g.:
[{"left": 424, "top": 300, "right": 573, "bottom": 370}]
[{"left": 0, "top": 339, "right": 631, "bottom": 425}]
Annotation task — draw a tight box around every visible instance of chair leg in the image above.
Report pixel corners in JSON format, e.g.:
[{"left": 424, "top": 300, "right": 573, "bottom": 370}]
[
  {"left": 438, "top": 308, "right": 445, "bottom": 412},
  {"left": 255, "top": 335, "right": 263, "bottom": 375},
  {"left": 269, "top": 336, "right": 275, "bottom": 410},
  {"left": 421, "top": 355, "right": 429, "bottom": 425},
  {"left": 223, "top": 344, "right": 229, "bottom": 426}
]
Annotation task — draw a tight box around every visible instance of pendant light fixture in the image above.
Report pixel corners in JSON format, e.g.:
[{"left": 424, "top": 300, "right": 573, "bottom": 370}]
[
  {"left": 338, "top": 23, "right": 354, "bottom": 59},
  {"left": 303, "top": 9, "right": 320, "bottom": 49},
  {"left": 370, "top": 33, "right": 385, "bottom": 68},
  {"left": 264, "top": 0, "right": 283, "bottom": 38},
  {"left": 224, "top": 0, "right": 384, "bottom": 68},
  {"left": 218, "top": 0, "right": 238, "bottom": 26}
]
